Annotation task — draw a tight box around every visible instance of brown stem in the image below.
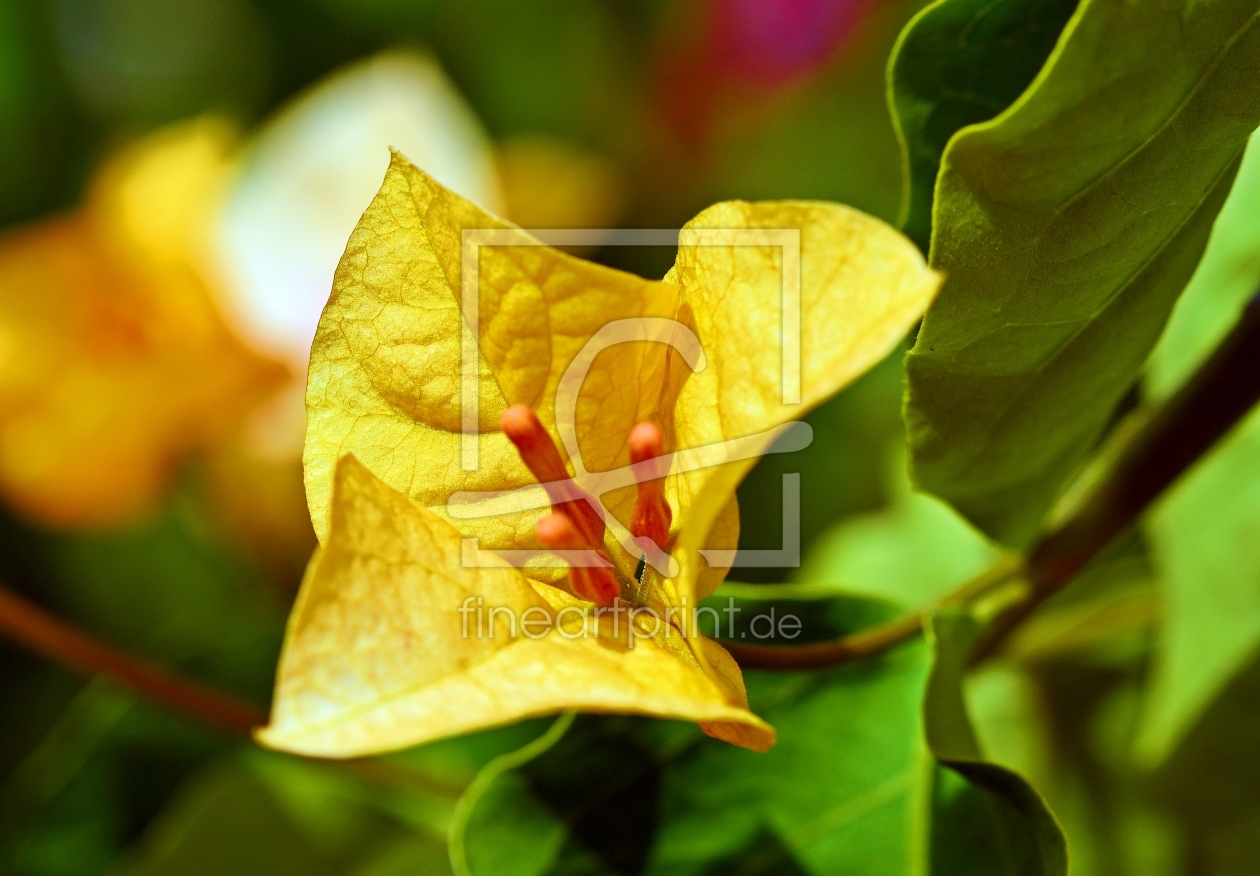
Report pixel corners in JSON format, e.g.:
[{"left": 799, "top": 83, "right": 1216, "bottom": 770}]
[
  {"left": 721, "top": 610, "right": 927, "bottom": 670},
  {"left": 0, "top": 583, "right": 266, "bottom": 735},
  {"left": 723, "top": 554, "right": 1024, "bottom": 669},
  {"left": 6, "top": 291, "right": 1258, "bottom": 713},
  {"left": 0, "top": 590, "right": 468, "bottom": 791},
  {"left": 729, "top": 291, "right": 1260, "bottom": 671},
  {"left": 974, "top": 291, "right": 1260, "bottom": 660}
]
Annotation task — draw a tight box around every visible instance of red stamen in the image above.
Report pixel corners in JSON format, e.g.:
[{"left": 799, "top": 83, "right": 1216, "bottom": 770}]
[
  {"left": 501, "top": 405, "right": 606, "bottom": 547},
  {"left": 630, "top": 421, "right": 672, "bottom": 549},
  {"left": 536, "top": 512, "right": 620, "bottom": 606}
]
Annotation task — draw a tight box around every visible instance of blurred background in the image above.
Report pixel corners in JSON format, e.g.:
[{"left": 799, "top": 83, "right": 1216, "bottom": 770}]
[{"left": 1, "top": 1, "right": 1256, "bottom": 874}]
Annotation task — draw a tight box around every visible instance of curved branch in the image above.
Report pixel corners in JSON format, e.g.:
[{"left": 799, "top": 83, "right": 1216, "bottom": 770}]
[
  {"left": 722, "top": 554, "right": 1025, "bottom": 669},
  {"left": 974, "top": 291, "right": 1260, "bottom": 660},
  {"left": 721, "top": 611, "right": 926, "bottom": 670},
  {"left": 0, "top": 583, "right": 266, "bottom": 735}
]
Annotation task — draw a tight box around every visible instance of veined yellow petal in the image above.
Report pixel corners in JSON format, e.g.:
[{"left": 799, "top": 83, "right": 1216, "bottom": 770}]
[
  {"left": 666, "top": 200, "right": 940, "bottom": 601},
  {"left": 306, "top": 156, "right": 936, "bottom": 607},
  {"left": 288, "top": 159, "right": 935, "bottom": 754},
  {"left": 212, "top": 52, "right": 503, "bottom": 458},
  {"left": 260, "top": 455, "right": 773, "bottom": 757},
  {"left": 304, "top": 155, "right": 683, "bottom": 575}
]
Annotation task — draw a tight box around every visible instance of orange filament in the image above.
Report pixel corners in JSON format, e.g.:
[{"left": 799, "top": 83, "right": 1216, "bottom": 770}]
[
  {"left": 536, "top": 512, "right": 620, "bottom": 606},
  {"left": 500, "top": 405, "right": 606, "bottom": 547},
  {"left": 502, "top": 405, "right": 618, "bottom": 605},
  {"left": 501, "top": 406, "right": 677, "bottom": 606},
  {"left": 630, "top": 421, "right": 672, "bottom": 550}
]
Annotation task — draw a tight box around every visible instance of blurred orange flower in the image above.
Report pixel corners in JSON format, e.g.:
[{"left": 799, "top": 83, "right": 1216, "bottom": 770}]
[
  {"left": 0, "top": 120, "right": 288, "bottom": 528},
  {"left": 0, "top": 51, "right": 637, "bottom": 537}
]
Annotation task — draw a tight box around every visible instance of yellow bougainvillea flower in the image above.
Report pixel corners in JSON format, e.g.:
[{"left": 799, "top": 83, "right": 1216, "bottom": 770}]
[
  {"left": 0, "top": 120, "right": 287, "bottom": 527},
  {"left": 258, "top": 154, "right": 938, "bottom": 756}
]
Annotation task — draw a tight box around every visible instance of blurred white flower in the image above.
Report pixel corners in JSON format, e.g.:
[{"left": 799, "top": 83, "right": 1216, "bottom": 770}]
[{"left": 210, "top": 51, "right": 501, "bottom": 453}]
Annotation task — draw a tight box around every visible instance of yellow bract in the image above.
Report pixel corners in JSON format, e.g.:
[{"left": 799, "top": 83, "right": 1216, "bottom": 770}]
[
  {"left": 260, "top": 455, "right": 772, "bottom": 756},
  {"left": 303, "top": 153, "right": 681, "bottom": 580},
  {"left": 666, "top": 199, "right": 946, "bottom": 606},
  {"left": 271, "top": 153, "right": 939, "bottom": 754},
  {"left": 0, "top": 121, "right": 287, "bottom": 527}
]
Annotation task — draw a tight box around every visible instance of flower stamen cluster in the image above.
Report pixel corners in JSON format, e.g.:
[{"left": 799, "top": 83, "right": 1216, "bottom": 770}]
[{"left": 501, "top": 404, "right": 675, "bottom": 607}]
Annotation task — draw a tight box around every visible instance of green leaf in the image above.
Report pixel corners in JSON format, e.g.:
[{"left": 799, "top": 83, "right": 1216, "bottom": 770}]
[
  {"left": 453, "top": 592, "right": 934, "bottom": 875},
  {"left": 640, "top": 649, "right": 939, "bottom": 876},
  {"left": 966, "top": 665, "right": 1055, "bottom": 792},
  {"left": 1154, "top": 655, "right": 1260, "bottom": 874},
  {"left": 1147, "top": 130, "right": 1260, "bottom": 397},
  {"left": 449, "top": 714, "right": 575, "bottom": 876},
  {"left": 904, "top": 0, "right": 1260, "bottom": 546},
  {"left": 1139, "top": 411, "right": 1260, "bottom": 762},
  {"left": 888, "top": 0, "right": 1079, "bottom": 250},
  {"left": 114, "top": 754, "right": 449, "bottom": 876},
  {"left": 924, "top": 610, "right": 1068, "bottom": 875},
  {"left": 1136, "top": 130, "right": 1260, "bottom": 764},
  {"left": 660, "top": 611, "right": 1066, "bottom": 876},
  {"left": 454, "top": 712, "right": 680, "bottom": 875},
  {"left": 793, "top": 446, "right": 997, "bottom": 608},
  {"left": 454, "top": 590, "right": 1069, "bottom": 875}
]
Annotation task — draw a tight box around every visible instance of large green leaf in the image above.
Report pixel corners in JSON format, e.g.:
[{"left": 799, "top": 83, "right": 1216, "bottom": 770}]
[
  {"left": 652, "top": 650, "right": 934, "bottom": 876},
  {"left": 904, "top": 0, "right": 1260, "bottom": 545},
  {"left": 1137, "top": 132, "right": 1260, "bottom": 763},
  {"left": 1139, "top": 412, "right": 1260, "bottom": 764},
  {"left": 888, "top": 0, "right": 1079, "bottom": 250},
  {"left": 456, "top": 590, "right": 1065, "bottom": 875},
  {"left": 669, "top": 597, "right": 1066, "bottom": 876},
  {"left": 924, "top": 610, "right": 1067, "bottom": 876}
]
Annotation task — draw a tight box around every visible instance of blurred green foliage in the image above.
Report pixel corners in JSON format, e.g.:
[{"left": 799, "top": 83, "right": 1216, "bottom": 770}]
[
  {"left": 2, "top": 0, "right": 1260, "bottom": 874},
  {"left": 1138, "top": 130, "right": 1260, "bottom": 764}
]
